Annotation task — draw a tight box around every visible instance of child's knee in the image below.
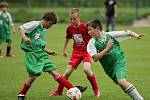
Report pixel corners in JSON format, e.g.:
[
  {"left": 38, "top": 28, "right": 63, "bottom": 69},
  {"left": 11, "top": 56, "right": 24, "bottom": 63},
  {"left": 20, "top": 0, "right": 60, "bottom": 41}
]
[
  {"left": 117, "top": 79, "right": 127, "bottom": 86},
  {"left": 84, "top": 69, "right": 93, "bottom": 76}
]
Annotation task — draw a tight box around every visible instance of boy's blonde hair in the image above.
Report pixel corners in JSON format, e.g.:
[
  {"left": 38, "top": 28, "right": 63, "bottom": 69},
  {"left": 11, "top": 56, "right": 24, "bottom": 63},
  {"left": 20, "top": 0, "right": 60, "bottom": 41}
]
[{"left": 69, "top": 8, "right": 80, "bottom": 14}]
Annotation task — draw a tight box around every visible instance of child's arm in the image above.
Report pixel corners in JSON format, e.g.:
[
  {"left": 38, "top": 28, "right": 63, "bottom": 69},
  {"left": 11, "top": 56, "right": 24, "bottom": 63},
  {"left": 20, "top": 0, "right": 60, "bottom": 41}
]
[
  {"left": 12, "top": 26, "right": 16, "bottom": 34},
  {"left": 18, "top": 21, "right": 40, "bottom": 44},
  {"left": 128, "top": 31, "right": 143, "bottom": 39},
  {"left": 87, "top": 38, "right": 113, "bottom": 62},
  {"left": 63, "top": 38, "right": 70, "bottom": 57},
  {"left": 44, "top": 48, "right": 57, "bottom": 56},
  {"left": 18, "top": 28, "right": 31, "bottom": 44},
  {"left": 8, "top": 12, "right": 16, "bottom": 34},
  {"left": 92, "top": 39, "right": 113, "bottom": 61},
  {"left": 106, "top": 30, "right": 143, "bottom": 42}
]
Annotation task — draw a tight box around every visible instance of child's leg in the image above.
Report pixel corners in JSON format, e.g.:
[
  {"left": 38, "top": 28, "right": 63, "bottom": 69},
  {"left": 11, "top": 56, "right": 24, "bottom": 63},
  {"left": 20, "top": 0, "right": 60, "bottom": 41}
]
[
  {"left": 18, "top": 76, "right": 36, "bottom": 95},
  {"left": 83, "top": 62, "right": 100, "bottom": 97},
  {"left": 111, "top": 16, "right": 116, "bottom": 31},
  {"left": 117, "top": 79, "right": 144, "bottom": 100},
  {"left": 6, "top": 40, "right": 11, "bottom": 53},
  {"left": 106, "top": 16, "right": 111, "bottom": 32},
  {"left": 50, "top": 70, "right": 74, "bottom": 90},
  {"left": 6, "top": 40, "right": 14, "bottom": 57},
  {"left": 51, "top": 66, "right": 74, "bottom": 96}
]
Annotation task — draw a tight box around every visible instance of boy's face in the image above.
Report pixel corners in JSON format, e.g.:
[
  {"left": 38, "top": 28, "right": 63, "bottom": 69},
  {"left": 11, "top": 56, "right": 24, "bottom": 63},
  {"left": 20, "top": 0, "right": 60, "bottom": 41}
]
[
  {"left": 88, "top": 25, "right": 99, "bottom": 37},
  {"left": 69, "top": 12, "right": 80, "bottom": 26},
  {"left": 43, "top": 20, "right": 54, "bottom": 29},
  {"left": 1, "top": 6, "right": 8, "bottom": 12}
]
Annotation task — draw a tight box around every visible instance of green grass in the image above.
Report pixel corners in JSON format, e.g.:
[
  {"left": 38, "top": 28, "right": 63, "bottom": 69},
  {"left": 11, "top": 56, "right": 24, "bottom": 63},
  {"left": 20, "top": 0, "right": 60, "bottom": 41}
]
[{"left": 0, "top": 24, "right": 150, "bottom": 100}]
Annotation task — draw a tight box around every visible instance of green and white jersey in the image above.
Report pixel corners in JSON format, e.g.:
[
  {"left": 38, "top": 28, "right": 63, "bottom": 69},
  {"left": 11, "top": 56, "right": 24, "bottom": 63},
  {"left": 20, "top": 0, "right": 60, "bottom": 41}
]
[
  {"left": 19, "top": 21, "right": 46, "bottom": 52},
  {"left": 0, "top": 11, "right": 14, "bottom": 35},
  {"left": 87, "top": 31, "right": 130, "bottom": 76}
]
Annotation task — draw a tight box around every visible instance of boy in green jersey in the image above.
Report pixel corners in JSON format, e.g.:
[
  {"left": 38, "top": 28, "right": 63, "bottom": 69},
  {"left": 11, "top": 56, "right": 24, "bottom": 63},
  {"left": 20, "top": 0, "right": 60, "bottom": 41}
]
[
  {"left": 17, "top": 12, "right": 86, "bottom": 100},
  {"left": 87, "top": 19, "right": 144, "bottom": 100},
  {"left": 0, "top": 2, "right": 15, "bottom": 58}
]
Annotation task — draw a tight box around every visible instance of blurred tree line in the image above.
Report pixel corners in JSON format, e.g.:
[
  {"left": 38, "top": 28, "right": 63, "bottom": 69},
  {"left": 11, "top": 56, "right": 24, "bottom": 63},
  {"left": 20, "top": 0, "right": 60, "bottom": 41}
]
[
  {"left": 3, "top": 0, "right": 150, "bottom": 8},
  {"left": 0, "top": 0, "right": 149, "bottom": 24}
]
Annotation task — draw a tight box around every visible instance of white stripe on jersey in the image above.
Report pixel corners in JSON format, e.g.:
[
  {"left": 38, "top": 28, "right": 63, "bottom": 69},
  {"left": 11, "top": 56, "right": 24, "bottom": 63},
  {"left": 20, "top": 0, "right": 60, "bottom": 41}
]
[
  {"left": 106, "top": 30, "right": 130, "bottom": 42},
  {"left": 19, "top": 21, "right": 40, "bottom": 34},
  {"left": 87, "top": 38, "right": 97, "bottom": 57}
]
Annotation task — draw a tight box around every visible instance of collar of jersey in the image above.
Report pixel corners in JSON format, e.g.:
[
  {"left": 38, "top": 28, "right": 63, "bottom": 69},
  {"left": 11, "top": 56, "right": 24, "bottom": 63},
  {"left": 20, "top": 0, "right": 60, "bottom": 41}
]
[
  {"left": 39, "top": 21, "right": 44, "bottom": 29},
  {"left": 96, "top": 31, "right": 106, "bottom": 43}
]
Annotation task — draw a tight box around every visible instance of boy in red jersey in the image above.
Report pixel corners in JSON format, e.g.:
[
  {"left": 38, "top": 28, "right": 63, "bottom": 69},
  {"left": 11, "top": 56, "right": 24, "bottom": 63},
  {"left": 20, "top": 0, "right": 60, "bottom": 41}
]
[{"left": 50, "top": 8, "right": 100, "bottom": 98}]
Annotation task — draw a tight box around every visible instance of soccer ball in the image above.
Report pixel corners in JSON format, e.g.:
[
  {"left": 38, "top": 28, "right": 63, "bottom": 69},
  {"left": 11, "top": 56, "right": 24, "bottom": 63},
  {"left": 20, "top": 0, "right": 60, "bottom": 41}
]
[{"left": 67, "top": 87, "right": 81, "bottom": 100}]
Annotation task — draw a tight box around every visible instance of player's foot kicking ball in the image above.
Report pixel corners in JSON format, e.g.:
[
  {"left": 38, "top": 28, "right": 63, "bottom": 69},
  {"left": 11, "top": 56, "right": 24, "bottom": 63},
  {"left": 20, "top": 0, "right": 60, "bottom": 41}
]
[{"left": 50, "top": 86, "right": 87, "bottom": 96}]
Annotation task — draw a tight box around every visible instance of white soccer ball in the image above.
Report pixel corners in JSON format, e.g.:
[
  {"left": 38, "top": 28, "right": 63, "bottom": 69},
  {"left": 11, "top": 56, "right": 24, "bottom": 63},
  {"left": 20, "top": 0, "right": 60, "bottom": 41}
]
[{"left": 67, "top": 87, "right": 81, "bottom": 100}]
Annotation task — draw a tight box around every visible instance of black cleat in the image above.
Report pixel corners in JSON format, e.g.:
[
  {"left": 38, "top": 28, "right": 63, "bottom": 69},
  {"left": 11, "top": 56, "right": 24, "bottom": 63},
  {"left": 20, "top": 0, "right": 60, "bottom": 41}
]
[
  {"left": 18, "top": 94, "right": 25, "bottom": 100},
  {"left": 76, "top": 86, "right": 87, "bottom": 93}
]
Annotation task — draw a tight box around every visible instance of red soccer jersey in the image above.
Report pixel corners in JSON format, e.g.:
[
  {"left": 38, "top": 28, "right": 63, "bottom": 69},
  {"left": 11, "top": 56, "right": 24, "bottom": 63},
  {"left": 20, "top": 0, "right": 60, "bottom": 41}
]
[{"left": 66, "top": 22, "right": 91, "bottom": 51}]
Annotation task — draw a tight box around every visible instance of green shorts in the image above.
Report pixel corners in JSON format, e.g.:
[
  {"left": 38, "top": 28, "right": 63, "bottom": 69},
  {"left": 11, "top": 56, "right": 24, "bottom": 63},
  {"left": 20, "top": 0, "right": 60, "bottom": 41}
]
[
  {"left": 0, "top": 26, "right": 12, "bottom": 43},
  {"left": 0, "top": 33, "right": 12, "bottom": 43},
  {"left": 25, "top": 51, "right": 57, "bottom": 76},
  {"left": 107, "top": 55, "right": 127, "bottom": 83}
]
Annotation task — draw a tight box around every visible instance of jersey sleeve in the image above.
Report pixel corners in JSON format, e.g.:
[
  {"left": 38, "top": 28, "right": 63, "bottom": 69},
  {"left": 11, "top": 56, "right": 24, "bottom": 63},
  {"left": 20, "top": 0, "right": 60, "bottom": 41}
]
[
  {"left": 7, "top": 12, "right": 14, "bottom": 26},
  {"left": 106, "top": 30, "right": 130, "bottom": 42},
  {"left": 19, "top": 21, "right": 39, "bottom": 34},
  {"left": 87, "top": 38, "right": 97, "bottom": 57}
]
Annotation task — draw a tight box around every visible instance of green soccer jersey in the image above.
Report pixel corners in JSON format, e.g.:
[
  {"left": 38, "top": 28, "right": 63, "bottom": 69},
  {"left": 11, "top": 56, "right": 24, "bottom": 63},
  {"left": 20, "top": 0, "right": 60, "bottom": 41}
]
[
  {"left": 87, "top": 31, "right": 128, "bottom": 82},
  {"left": 0, "top": 11, "right": 13, "bottom": 41},
  {"left": 19, "top": 21, "right": 46, "bottom": 52},
  {"left": 95, "top": 33, "right": 125, "bottom": 74},
  {"left": 19, "top": 21, "right": 57, "bottom": 76}
]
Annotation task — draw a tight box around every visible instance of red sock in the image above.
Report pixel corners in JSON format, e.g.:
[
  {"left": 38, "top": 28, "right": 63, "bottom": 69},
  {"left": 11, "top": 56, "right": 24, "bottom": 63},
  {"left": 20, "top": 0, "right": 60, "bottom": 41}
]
[
  {"left": 55, "top": 76, "right": 74, "bottom": 89},
  {"left": 87, "top": 75, "right": 99, "bottom": 90},
  {"left": 19, "top": 82, "right": 31, "bottom": 95},
  {"left": 55, "top": 84, "right": 64, "bottom": 94}
]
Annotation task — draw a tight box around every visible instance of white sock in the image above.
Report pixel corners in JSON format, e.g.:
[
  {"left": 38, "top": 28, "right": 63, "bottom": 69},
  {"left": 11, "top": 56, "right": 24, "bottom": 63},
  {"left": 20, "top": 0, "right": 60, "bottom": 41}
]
[{"left": 125, "top": 84, "right": 144, "bottom": 100}]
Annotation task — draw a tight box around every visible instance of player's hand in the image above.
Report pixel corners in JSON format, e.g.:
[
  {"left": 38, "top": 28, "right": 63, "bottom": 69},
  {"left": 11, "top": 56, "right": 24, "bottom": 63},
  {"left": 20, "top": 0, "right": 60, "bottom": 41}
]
[
  {"left": 137, "top": 33, "right": 144, "bottom": 39},
  {"left": 50, "top": 51, "right": 58, "bottom": 56},
  {"left": 114, "top": 13, "right": 117, "bottom": 17},
  {"left": 24, "top": 37, "right": 31, "bottom": 44},
  {"left": 12, "top": 29, "right": 16, "bottom": 34},
  {"left": 105, "top": 39, "right": 113, "bottom": 51},
  {"left": 63, "top": 51, "right": 67, "bottom": 57}
]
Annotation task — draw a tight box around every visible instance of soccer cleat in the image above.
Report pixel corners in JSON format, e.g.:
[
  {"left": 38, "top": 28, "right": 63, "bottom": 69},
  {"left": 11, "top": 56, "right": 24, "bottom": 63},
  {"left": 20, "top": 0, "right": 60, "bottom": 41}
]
[
  {"left": 50, "top": 91, "right": 62, "bottom": 96},
  {"left": 18, "top": 94, "right": 25, "bottom": 100},
  {"left": 94, "top": 89, "right": 100, "bottom": 98},
  {"left": 6, "top": 52, "right": 14, "bottom": 57},
  {"left": 75, "top": 86, "right": 87, "bottom": 93}
]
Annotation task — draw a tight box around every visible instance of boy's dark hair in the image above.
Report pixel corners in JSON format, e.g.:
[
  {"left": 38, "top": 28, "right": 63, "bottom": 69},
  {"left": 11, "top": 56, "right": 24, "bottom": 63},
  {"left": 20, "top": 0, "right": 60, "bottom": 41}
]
[
  {"left": 88, "top": 19, "right": 102, "bottom": 31},
  {"left": 42, "top": 12, "right": 58, "bottom": 24},
  {"left": 0, "top": 1, "right": 8, "bottom": 8}
]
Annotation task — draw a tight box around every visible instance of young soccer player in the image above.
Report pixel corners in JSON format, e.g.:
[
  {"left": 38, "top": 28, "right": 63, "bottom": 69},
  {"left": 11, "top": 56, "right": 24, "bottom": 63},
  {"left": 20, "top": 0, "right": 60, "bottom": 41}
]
[
  {"left": 87, "top": 19, "right": 144, "bottom": 100},
  {"left": 50, "top": 8, "right": 100, "bottom": 97},
  {"left": 17, "top": 12, "right": 86, "bottom": 100},
  {"left": 0, "top": 2, "right": 15, "bottom": 58}
]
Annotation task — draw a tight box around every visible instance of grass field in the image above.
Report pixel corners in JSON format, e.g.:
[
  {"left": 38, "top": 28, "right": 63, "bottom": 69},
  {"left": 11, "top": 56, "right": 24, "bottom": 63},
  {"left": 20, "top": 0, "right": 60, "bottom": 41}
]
[{"left": 0, "top": 24, "right": 150, "bottom": 100}]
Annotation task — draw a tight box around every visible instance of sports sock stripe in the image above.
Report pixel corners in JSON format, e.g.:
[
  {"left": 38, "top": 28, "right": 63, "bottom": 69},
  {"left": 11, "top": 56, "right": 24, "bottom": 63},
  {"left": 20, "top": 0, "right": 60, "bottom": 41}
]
[{"left": 126, "top": 86, "right": 135, "bottom": 94}]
